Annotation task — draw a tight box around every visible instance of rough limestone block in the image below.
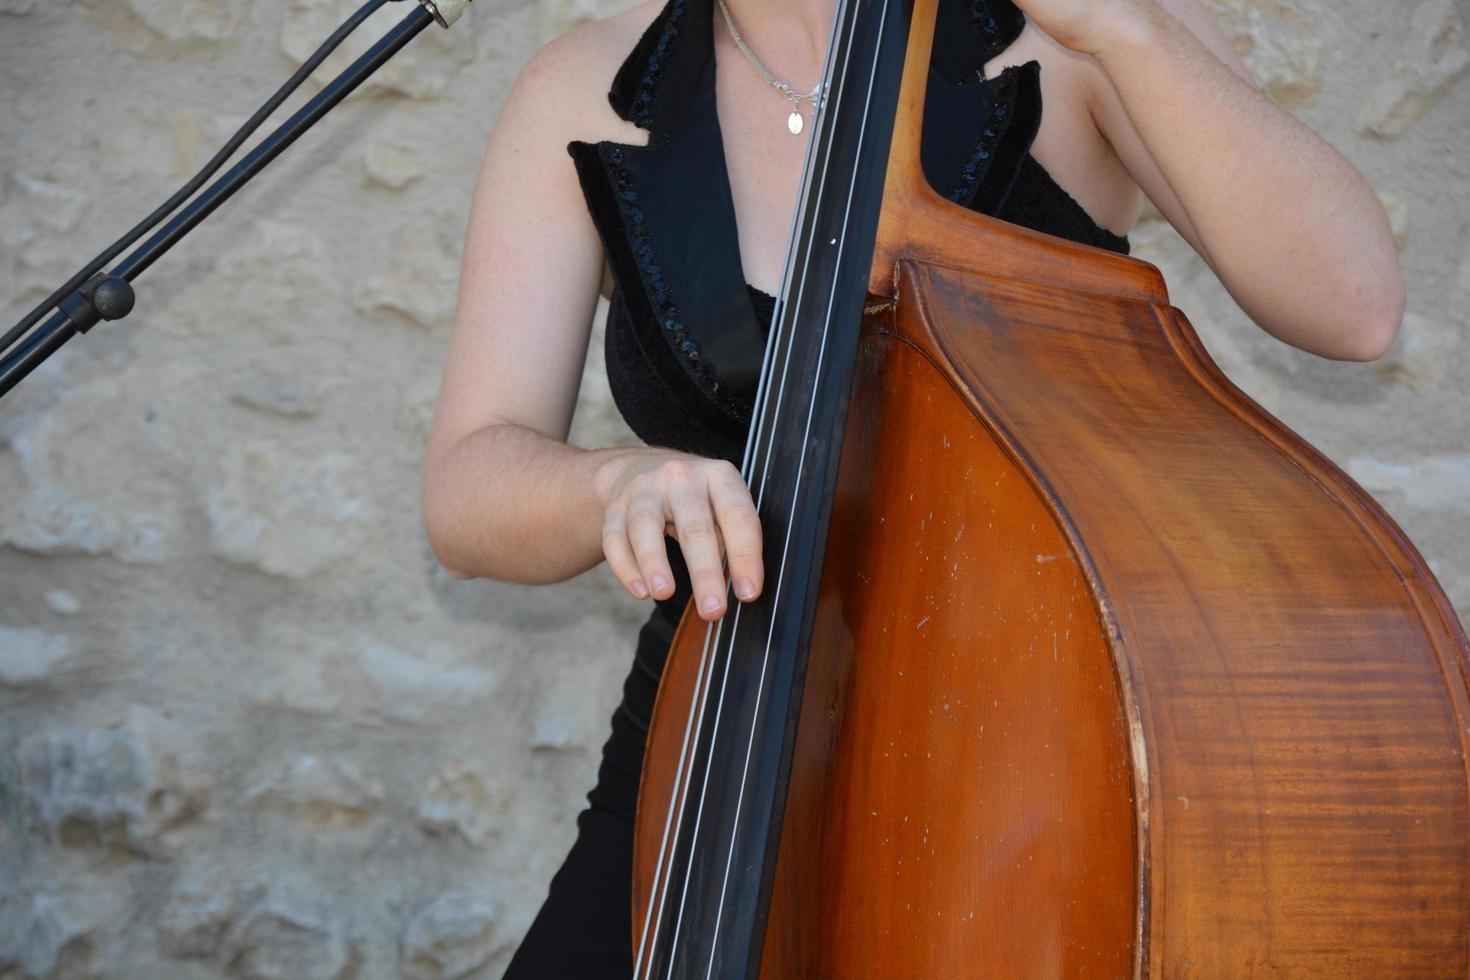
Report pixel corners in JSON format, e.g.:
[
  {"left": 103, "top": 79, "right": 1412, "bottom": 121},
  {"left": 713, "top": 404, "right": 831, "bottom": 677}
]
[
  {"left": 353, "top": 642, "right": 499, "bottom": 724},
  {"left": 157, "top": 870, "right": 242, "bottom": 960},
  {"left": 122, "top": 0, "right": 238, "bottom": 42},
  {"left": 0, "top": 626, "right": 72, "bottom": 687},
  {"left": 243, "top": 754, "right": 385, "bottom": 831},
  {"left": 0, "top": 370, "right": 200, "bottom": 564},
  {"left": 1202, "top": 0, "right": 1323, "bottom": 106},
  {"left": 399, "top": 889, "right": 503, "bottom": 980},
  {"left": 0, "top": 889, "right": 107, "bottom": 979},
  {"left": 363, "top": 140, "right": 428, "bottom": 190},
  {"left": 16, "top": 707, "right": 211, "bottom": 854},
  {"left": 539, "top": 0, "right": 607, "bottom": 40},
  {"left": 416, "top": 762, "right": 509, "bottom": 847},
  {"left": 351, "top": 222, "right": 461, "bottom": 331},
  {"left": 1378, "top": 188, "right": 1410, "bottom": 250},
  {"left": 223, "top": 884, "right": 360, "bottom": 980},
  {"left": 42, "top": 591, "right": 80, "bottom": 616},
  {"left": 1370, "top": 310, "right": 1460, "bottom": 389},
  {"left": 281, "top": 0, "right": 477, "bottom": 100},
  {"left": 1358, "top": 0, "right": 1470, "bottom": 137},
  {"left": 203, "top": 441, "right": 377, "bottom": 579},
  {"left": 1346, "top": 454, "right": 1470, "bottom": 513}
]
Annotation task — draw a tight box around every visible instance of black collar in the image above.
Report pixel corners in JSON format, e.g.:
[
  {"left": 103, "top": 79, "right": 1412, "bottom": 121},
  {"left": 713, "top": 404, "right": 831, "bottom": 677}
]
[
  {"left": 567, "top": 0, "right": 1038, "bottom": 441},
  {"left": 608, "top": 0, "right": 714, "bottom": 146}
]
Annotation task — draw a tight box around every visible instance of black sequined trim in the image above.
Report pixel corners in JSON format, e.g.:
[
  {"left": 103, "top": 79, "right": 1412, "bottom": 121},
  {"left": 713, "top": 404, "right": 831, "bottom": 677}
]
[
  {"left": 947, "top": 93, "right": 1010, "bottom": 205},
  {"left": 574, "top": 0, "right": 1130, "bottom": 471},
  {"left": 932, "top": 0, "right": 1027, "bottom": 83},
  {"left": 603, "top": 145, "right": 729, "bottom": 405},
  {"left": 608, "top": 0, "right": 713, "bottom": 145},
  {"left": 968, "top": 0, "right": 1003, "bottom": 51},
  {"left": 628, "top": 0, "right": 684, "bottom": 129}
]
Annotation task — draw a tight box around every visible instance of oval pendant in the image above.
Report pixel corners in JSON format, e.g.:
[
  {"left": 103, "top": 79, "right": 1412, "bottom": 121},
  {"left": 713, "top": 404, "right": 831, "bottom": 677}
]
[{"left": 787, "top": 110, "right": 804, "bottom": 135}]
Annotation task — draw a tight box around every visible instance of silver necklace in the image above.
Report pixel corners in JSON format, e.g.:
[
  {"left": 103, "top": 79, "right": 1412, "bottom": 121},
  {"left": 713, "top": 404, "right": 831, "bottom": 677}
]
[{"left": 716, "top": 0, "right": 823, "bottom": 134}]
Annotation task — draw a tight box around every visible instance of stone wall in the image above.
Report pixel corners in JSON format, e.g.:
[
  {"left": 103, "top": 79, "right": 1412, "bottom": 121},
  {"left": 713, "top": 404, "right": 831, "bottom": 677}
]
[{"left": 0, "top": 0, "right": 1465, "bottom": 976}]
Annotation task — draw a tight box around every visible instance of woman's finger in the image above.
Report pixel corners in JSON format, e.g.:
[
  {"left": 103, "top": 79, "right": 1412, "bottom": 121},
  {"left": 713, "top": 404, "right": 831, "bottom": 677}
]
[
  {"left": 707, "top": 462, "right": 764, "bottom": 602},
  {"left": 666, "top": 468, "right": 729, "bottom": 621},
  {"left": 601, "top": 502, "right": 647, "bottom": 599},
  {"left": 626, "top": 479, "right": 675, "bottom": 600}
]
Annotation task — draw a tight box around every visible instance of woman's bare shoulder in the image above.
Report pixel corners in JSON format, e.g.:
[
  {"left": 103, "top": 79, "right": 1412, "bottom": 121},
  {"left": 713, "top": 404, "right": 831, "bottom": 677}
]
[{"left": 503, "top": 1, "right": 666, "bottom": 147}]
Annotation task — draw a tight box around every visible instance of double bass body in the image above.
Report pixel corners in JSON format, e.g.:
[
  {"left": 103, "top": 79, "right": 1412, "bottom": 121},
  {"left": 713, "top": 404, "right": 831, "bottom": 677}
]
[{"left": 635, "top": 2, "right": 1470, "bottom": 974}]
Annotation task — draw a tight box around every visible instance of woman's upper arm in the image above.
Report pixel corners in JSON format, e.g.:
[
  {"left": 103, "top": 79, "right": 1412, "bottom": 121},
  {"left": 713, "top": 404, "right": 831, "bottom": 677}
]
[
  {"left": 1082, "top": 0, "right": 1258, "bottom": 261},
  {"left": 426, "top": 33, "right": 609, "bottom": 467}
]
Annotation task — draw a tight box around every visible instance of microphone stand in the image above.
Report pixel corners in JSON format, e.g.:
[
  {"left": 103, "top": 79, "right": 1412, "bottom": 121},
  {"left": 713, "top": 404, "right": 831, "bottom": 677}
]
[{"left": 0, "top": 0, "right": 472, "bottom": 399}]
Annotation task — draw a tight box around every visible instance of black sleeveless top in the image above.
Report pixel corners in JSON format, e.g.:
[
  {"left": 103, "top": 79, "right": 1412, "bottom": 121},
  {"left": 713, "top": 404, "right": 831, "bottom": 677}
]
[
  {"left": 504, "top": 5, "right": 1133, "bottom": 975},
  {"left": 567, "top": 0, "right": 1130, "bottom": 469}
]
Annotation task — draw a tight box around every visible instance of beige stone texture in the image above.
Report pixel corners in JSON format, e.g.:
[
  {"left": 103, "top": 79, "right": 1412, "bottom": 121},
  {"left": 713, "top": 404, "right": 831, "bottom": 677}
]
[{"left": 0, "top": 0, "right": 1466, "bottom": 975}]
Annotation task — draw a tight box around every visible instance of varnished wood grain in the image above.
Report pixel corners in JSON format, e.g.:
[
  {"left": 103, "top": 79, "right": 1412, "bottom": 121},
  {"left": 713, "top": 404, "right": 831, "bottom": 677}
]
[
  {"left": 903, "top": 258, "right": 1470, "bottom": 976},
  {"left": 634, "top": 0, "right": 1470, "bottom": 974}
]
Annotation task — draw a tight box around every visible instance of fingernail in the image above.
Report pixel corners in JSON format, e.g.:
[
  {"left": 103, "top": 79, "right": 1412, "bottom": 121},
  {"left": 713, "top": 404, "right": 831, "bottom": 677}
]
[
  {"left": 651, "top": 574, "right": 669, "bottom": 594},
  {"left": 700, "top": 593, "right": 722, "bottom": 615},
  {"left": 735, "top": 578, "right": 757, "bottom": 601},
  {"left": 631, "top": 579, "right": 649, "bottom": 599}
]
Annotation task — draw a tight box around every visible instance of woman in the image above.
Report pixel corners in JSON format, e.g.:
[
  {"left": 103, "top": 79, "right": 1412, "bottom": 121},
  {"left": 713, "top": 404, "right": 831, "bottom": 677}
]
[{"left": 421, "top": 0, "right": 1405, "bottom": 974}]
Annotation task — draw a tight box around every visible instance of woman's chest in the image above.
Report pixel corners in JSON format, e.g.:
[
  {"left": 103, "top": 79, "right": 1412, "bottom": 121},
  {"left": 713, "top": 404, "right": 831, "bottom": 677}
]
[{"left": 716, "top": 16, "right": 1134, "bottom": 296}]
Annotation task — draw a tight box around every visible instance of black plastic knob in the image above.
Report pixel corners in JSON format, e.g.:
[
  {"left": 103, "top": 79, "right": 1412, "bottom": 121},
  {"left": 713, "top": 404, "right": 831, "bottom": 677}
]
[{"left": 90, "top": 276, "right": 135, "bottom": 321}]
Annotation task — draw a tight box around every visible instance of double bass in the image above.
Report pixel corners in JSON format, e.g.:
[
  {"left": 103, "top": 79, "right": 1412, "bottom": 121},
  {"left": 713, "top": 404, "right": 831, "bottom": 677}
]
[{"left": 631, "top": 1, "right": 1470, "bottom": 975}]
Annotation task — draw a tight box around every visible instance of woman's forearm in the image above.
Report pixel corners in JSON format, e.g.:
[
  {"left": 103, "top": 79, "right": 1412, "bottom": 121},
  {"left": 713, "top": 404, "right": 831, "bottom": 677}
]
[
  {"left": 421, "top": 423, "right": 641, "bottom": 583},
  {"left": 1089, "top": 2, "right": 1405, "bottom": 360}
]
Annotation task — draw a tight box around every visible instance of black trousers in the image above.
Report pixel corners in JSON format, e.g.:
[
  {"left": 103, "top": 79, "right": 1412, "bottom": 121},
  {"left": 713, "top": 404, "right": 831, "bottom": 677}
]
[{"left": 503, "top": 595, "right": 683, "bottom": 978}]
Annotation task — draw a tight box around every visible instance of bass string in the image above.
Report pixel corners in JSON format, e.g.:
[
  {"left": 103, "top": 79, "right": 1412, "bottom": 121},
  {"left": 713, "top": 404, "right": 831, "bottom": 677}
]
[
  {"left": 641, "top": 0, "right": 884, "bottom": 975},
  {"left": 630, "top": 606, "right": 721, "bottom": 975},
  {"left": 633, "top": 0, "right": 859, "bottom": 975},
  {"left": 699, "top": 1, "right": 894, "bottom": 972},
  {"left": 660, "top": 10, "right": 862, "bottom": 967}
]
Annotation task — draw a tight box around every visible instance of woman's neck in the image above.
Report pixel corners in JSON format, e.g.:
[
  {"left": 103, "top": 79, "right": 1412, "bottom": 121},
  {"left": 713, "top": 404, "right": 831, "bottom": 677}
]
[{"left": 719, "top": 0, "right": 841, "bottom": 82}]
